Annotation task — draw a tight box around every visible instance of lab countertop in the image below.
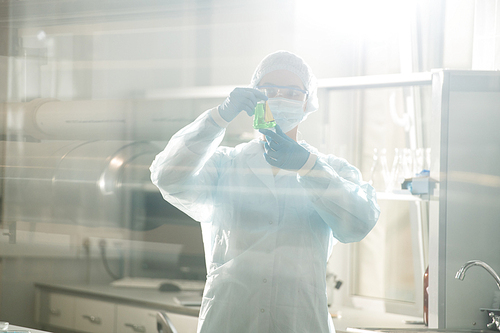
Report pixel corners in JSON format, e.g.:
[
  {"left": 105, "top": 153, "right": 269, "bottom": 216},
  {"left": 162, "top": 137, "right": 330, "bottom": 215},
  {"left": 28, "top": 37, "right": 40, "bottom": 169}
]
[
  {"left": 331, "top": 307, "right": 425, "bottom": 331},
  {"left": 3, "top": 323, "right": 51, "bottom": 333},
  {"left": 35, "top": 282, "right": 426, "bottom": 328},
  {"left": 34, "top": 281, "right": 201, "bottom": 317}
]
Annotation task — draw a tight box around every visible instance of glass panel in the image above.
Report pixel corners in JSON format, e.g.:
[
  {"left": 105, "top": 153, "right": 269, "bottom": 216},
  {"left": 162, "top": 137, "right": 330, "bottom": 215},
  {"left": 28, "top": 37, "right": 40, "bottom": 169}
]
[
  {"left": 323, "top": 85, "right": 432, "bottom": 309},
  {"left": 352, "top": 200, "right": 415, "bottom": 303}
]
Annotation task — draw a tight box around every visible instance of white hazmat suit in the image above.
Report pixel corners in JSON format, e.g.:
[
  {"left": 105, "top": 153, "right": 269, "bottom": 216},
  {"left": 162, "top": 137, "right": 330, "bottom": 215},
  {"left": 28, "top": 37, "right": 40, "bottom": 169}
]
[
  {"left": 150, "top": 51, "right": 380, "bottom": 333},
  {"left": 150, "top": 113, "right": 380, "bottom": 332}
]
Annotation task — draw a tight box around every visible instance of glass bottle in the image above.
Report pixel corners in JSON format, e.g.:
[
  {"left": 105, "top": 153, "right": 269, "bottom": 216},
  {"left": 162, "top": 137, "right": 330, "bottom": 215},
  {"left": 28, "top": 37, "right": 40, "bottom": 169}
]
[{"left": 424, "top": 265, "right": 429, "bottom": 326}]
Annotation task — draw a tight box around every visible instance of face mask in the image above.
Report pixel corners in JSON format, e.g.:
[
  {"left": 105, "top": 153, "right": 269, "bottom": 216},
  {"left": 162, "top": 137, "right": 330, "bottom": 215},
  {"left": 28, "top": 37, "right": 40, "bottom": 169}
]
[{"left": 267, "top": 97, "right": 306, "bottom": 133}]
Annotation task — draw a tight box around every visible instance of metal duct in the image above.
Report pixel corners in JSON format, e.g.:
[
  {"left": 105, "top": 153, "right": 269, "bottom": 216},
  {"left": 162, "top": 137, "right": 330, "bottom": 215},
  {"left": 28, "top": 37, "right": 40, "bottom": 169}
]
[
  {"left": 1, "top": 140, "right": 161, "bottom": 228},
  {"left": 1, "top": 98, "right": 195, "bottom": 141}
]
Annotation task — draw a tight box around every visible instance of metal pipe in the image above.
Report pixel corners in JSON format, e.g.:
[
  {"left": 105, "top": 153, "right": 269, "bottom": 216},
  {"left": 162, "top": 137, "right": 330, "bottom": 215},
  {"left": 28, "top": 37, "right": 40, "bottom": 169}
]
[
  {"left": 1, "top": 140, "right": 160, "bottom": 227},
  {"left": 455, "top": 260, "right": 500, "bottom": 291},
  {"left": 0, "top": 98, "right": 192, "bottom": 141}
]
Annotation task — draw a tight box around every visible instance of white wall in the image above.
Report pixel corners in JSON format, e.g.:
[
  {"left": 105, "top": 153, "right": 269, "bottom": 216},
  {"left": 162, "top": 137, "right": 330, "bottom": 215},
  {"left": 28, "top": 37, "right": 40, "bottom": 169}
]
[{"left": 472, "top": 0, "right": 500, "bottom": 69}]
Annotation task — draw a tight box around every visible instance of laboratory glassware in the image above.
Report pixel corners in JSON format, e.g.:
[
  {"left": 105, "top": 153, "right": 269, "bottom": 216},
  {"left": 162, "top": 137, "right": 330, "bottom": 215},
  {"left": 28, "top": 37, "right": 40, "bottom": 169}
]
[{"left": 253, "top": 101, "right": 276, "bottom": 129}]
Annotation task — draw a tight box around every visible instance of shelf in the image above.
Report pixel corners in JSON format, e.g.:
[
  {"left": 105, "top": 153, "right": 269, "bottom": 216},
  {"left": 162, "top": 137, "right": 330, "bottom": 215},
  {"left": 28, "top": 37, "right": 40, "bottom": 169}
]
[
  {"left": 376, "top": 191, "right": 428, "bottom": 201},
  {"left": 144, "top": 73, "right": 432, "bottom": 100},
  {"left": 318, "top": 72, "right": 432, "bottom": 90}
]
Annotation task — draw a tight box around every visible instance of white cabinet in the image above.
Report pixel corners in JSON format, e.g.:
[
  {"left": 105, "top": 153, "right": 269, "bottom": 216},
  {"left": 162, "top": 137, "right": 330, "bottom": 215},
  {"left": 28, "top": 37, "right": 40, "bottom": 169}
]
[
  {"left": 35, "top": 285, "right": 200, "bottom": 333},
  {"left": 74, "top": 297, "right": 115, "bottom": 333},
  {"left": 46, "top": 292, "right": 75, "bottom": 329},
  {"left": 116, "top": 304, "right": 157, "bottom": 333},
  {"left": 116, "top": 305, "right": 199, "bottom": 333},
  {"left": 165, "top": 312, "right": 198, "bottom": 333}
]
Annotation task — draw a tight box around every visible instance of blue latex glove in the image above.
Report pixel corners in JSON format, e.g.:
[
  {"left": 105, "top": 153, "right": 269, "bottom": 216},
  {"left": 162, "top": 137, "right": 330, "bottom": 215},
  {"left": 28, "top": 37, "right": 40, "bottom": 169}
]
[
  {"left": 218, "top": 87, "right": 268, "bottom": 122},
  {"left": 259, "top": 125, "right": 310, "bottom": 171}
]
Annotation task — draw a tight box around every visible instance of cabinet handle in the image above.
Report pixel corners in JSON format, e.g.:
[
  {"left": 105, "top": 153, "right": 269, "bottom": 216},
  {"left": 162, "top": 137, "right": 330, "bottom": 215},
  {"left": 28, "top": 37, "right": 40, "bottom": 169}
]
[
  {"left": 82, "top": 314, "right": 102, "bottom": 324},
  {"left": 49, "top": 308, "right": 61, "bottom": 316},
  {"left": 125, "top": 323, "right": 146, "bottom": 332}
]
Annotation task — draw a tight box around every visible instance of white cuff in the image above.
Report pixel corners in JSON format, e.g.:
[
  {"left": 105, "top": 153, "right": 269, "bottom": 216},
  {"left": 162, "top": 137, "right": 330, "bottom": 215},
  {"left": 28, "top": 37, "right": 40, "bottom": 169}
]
[
  {"left": 210, "top": 107, "right": 230, "bottom": 128},
  {"left": 298, "top": 153, "right": 318, "bottom": 177}
]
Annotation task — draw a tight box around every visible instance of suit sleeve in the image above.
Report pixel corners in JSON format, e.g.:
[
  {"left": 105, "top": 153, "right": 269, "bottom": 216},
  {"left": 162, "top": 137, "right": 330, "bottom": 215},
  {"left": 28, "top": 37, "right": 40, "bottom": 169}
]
[
  {"left": 298, "top": 154, "right": 380, "bottom": 243},
  {"left": 149, "top": 108, "right": 228, "bottom": 223}
]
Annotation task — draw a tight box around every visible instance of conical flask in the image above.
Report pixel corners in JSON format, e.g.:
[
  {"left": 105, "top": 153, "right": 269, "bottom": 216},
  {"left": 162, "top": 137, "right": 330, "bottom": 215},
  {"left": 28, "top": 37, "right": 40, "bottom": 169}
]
[{"left": 253, "top": 101, "right": 276, "bottom": 129}]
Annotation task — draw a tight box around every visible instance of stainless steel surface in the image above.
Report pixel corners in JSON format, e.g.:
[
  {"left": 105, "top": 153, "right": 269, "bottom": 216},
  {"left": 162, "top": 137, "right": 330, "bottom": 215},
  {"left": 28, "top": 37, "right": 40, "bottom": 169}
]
[
  {"left": 428, "top": 70, "right": 500, "bottom": 328},
  {"left": 456, "top": 260, "right": 500, "bottom": 291}
]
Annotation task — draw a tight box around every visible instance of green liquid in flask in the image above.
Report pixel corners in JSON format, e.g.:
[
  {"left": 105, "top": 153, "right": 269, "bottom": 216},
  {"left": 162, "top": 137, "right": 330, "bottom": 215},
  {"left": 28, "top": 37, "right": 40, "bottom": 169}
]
[{"left": 253, "top": 101, "right": 276, "bottom": 129}]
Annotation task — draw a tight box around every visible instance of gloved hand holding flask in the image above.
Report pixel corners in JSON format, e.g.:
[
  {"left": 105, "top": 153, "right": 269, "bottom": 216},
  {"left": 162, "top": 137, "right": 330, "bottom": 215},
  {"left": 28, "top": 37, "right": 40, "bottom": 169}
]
[{"left": 218, "top": 87, "right": 268, "bottom": 122}]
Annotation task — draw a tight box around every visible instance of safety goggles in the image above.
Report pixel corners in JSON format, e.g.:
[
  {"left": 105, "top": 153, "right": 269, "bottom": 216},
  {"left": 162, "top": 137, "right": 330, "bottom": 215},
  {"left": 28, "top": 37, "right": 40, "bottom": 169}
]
[{"left": 257, "top": 85, "right": 308, "bottom": 102}]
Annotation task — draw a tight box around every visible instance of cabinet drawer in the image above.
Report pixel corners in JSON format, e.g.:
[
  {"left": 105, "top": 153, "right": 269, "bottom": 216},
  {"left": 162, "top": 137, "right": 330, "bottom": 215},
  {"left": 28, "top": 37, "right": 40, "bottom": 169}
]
[
  {"left": 74, "top": 297, "right": 115, "bottom": 333},
  {"left": 166, "top": 312, "right": 198, "bottom": 333},
  {"left": 116, "top": 304, "right": 157, "bottom": 333},
  {"left": 47, "top": 292, "right": 75, "bottom": 329}
]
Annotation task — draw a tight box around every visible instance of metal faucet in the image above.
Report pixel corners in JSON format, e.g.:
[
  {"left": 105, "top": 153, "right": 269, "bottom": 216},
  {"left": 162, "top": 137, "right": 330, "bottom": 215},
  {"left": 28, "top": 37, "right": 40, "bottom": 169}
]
[
  {"left": 456, "top": 260, "right": 500, "bottom": 331},
  {"left": 455, "top": 260, "right": 500, "bottom": 291}
]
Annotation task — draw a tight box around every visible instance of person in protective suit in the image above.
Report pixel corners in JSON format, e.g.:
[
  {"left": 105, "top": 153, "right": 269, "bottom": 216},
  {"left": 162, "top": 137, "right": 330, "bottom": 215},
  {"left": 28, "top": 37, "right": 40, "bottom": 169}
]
[{"left": 150, "top": 50, "right": 380, "bottom": 333}]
